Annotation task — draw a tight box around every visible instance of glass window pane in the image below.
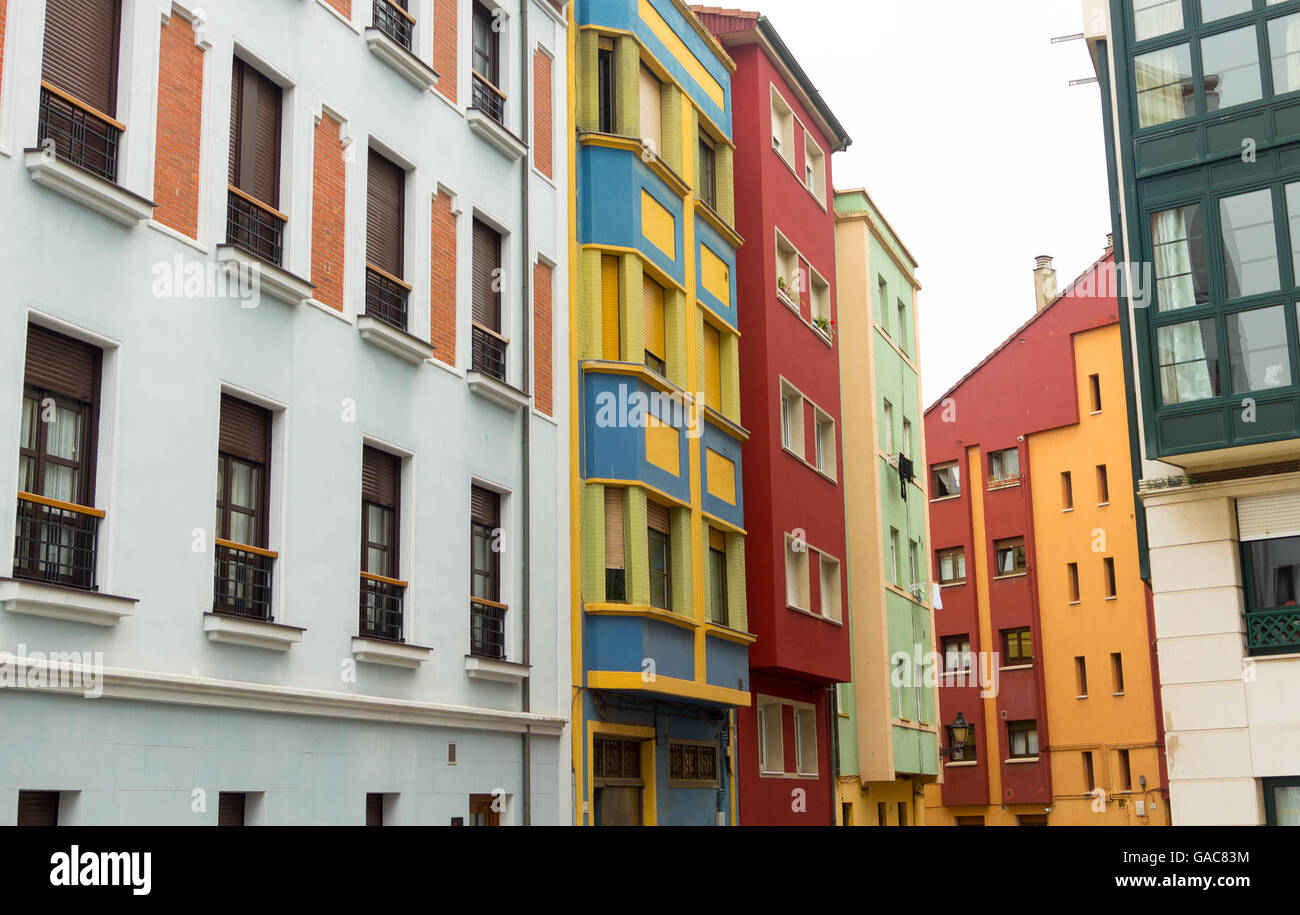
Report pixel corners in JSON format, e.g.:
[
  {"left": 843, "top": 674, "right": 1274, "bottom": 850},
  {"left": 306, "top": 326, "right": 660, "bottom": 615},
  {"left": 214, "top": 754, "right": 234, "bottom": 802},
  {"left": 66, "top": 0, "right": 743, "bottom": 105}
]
[
  {"left": 1201, "top": 0, "right": 1252, "bottom": 24},
  {"left": 1221, "top": 189, "right": 1281, "bottom": 298},
  {"left": 368, "top": 504, "right": 390, "bottom": 546},
  {"left": 368, "top": 546, "right": 388, "bottom": 577},
  {"left": 20, "top": 396, "right": 36, "bottom": 451},
  {"left": 1270, "top": 13, "right": 1300, "bottom": 95},
  {"left": 1135, "top": 44, "right": 1195, "bottom": 127},
  {"left": 1135, "top": 0, "right": 1184, "bottom": 41},
  {"left": 229, "top": 461, "right": 255, "bottom": 510},
  {"left": 1227, "top": 305, "right": 1293, "bottom": 392},
  {"left": 1027, "top": 729, "right": 1039, "bottom": 755},
  {"left": 43, "top": 463, "right": 76, "bottom": 504},
  {"left": 229, "top": 511, "right": 254, "bottom": 546},
  {"left": 1272, "top": 785, "right": 1300, "bottom": 825},
  {"left": 1151, "top": 205, "right": 1210, "bottom": 311},
  {"left": 45, "top": 406, "right": 80, "bottom": 461},
  {"left": 1247, "top": 534, "right": 1300, "bottom": 609},
  {"left": 1201, "top": 26, "right": 1262, "bottom": 112},
  {"left": 1285, "top": 183, "right": 1300, "bottom": 280},
  {"left": 1158, "top": 318, "right": 1222, "bottom": 403}
]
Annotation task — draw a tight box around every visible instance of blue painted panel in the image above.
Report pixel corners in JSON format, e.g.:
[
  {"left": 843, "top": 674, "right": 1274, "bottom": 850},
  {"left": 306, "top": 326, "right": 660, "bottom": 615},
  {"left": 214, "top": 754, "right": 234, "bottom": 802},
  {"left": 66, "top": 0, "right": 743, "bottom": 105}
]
[
  {"left": 583, "top": 371, "right": 692, "bottom": 504},
  {"left": 584, "top": 613, "right": 694, "bottom": 682},
  {"left": 579, "top": 145, "right": 686, "bottom": 287},
  {"left": 699, "top": 419, "right": 744, "bottom": 527},
  {"left": 705, "top": 636, "right": 749, "bottom": 693},
  {"left": 694, "top": 218, "right": 739, "bottom": 329}
]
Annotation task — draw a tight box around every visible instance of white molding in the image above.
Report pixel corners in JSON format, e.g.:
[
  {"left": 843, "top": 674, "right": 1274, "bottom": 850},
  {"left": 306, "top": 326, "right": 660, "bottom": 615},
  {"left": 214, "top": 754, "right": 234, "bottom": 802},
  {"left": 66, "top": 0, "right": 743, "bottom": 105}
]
[
  {"left": 466, "top": 110, "right": 528, "bottom": 160},
  {"left": 0, "top": 579, "right": 136, "bottom": 627},
  {"left": 215, "top": 245, "right": 315, "bottom": 307},
  {"left": 25, "top": 150, "right": 156, "bottom": 226},
  {"left": 147, "top": 218, "right": 210, "bottom": 253},
  {"left": 203, "top": 612, "right": 305, "bottom": 651},
  {"left": 316, "top": 0, "right": 363, "bottom": 34},
  {"left": 364, "top": 28, "right": 440, "bottom": 93},
  {"left": 467, "top": 371, "right": 530, "bottom": 410},
  {"left": 464, "top": 655, "right": 530, "bottom": 683},
  {"left": 357, "top": 316, "right": 436, "bottom": 364},
  {"left": 352, "top": 636, "right": 433, "bottom": 669}
]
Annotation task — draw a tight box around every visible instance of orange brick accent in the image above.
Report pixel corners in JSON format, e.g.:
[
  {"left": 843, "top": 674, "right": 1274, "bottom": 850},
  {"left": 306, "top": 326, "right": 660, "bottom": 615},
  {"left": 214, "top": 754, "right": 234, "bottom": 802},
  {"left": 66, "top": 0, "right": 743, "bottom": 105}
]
[
  {"left": 323, "top": 0, "right": 351, "bottom": 18},
  {"left": 533, "top": 261, "right": 553, "bottom": 416},
  {"left": 0, "top": 0, "right": 8, "bottom": 106},
  {"left": 433, "top": 0, "right": 458, "bottom": 105},
  {"left": 152, "top": 14, "right": 204, "bottom": 239},
  {"left": 533, "top": 49, "right": 553, "bottom": 180},
  {"left": 311, "top": 114, "right": 347, "bottom": 312},
  {"left": 430, "top": 190, "right": 458, "bottom": 365}
]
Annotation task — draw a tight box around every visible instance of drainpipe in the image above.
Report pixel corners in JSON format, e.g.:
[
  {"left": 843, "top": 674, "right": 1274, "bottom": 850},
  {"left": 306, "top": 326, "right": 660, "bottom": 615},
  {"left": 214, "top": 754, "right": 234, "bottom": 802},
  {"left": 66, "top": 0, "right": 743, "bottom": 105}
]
[
  {"left": 518, "top": 0, "right": 533, "bottom": 827},
  {"left": 828, "top": 683, "right": 840, "bottom": 825}
]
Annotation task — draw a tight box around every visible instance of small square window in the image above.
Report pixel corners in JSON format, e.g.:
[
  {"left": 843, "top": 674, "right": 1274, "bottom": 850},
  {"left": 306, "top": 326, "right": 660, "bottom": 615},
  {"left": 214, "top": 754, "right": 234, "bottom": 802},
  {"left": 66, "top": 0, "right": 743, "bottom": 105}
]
[
  {"left": 1007, "top": 720, "right": 1039, "bottom": 759},
  {"left": 994, "top": 537, "right": 1027, "bottom": 576},
  {"left": 1003, "top": 627, "right": 1033, "bottom": 665}
]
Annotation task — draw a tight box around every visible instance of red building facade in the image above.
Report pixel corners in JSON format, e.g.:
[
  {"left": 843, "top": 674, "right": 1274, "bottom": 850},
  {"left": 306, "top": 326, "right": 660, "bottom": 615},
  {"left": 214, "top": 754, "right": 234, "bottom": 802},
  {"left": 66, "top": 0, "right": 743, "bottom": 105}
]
[{"left": 696, "top": 8, "right": 851, "bottom": 826}]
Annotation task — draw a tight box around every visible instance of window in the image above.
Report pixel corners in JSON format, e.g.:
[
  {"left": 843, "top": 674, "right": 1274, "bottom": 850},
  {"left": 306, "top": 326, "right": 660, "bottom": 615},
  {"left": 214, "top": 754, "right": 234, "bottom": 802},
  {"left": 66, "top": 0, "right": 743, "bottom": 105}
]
[
  {"left": 668, "top": 741, "right": 719, "bottom": 788},
  {"left": 1221, "top": 188, "right": 1280, "bottom": 298},
  {"left": 16, "top": 790, "right": 60, "bottom": 826},
  {"left": 39, "top": 0, "right": 123, "bottom": 181},
  {"left": 1134, "top": 43, "right": 1194, "bottom": 128},
  {"left": 955, "top": 815, "right": 985, "bottom": 826},
  {"left": 360, "top": 447, "right": 403, "bottom": 641},
  {"left": 1089, "top": 373, "right": 1103, "bottom": 412},
  {"left": 937, "top": 548, "right": 966, "bottom": 585},
  {"left": 702, "top": 321, "right": 722, "bottom": 413},
  {"left": 780, "top": 382, "right": 805, "bottom": 459},
  {"left": 877, "top": 802, "right": 888, "bottom": 826},
  {"left": 469, "top": 793, "right": 502, "bottom": 826},
  {"left": 227, "top": 58, "right": 284, "bottom": 264},
  {"left": 1118, "top": 749, "right": 1133, "bottom": 791},
  {"left": 639, "top": 64, "right": 661, "bottom": 155},
  {"left": 471, "top": 3, "right": 504, "bottom": 123},
  {"left": 1007, "top": 720, "right": 1039, "bottom": 759},
  {"left": 931, "top": 462, "right": 960, "bottom": 498},
  {"left": 365, "top": 148, "right": 408, "bottom": 330},
  {"left": 785, "top": 533, "right": 810, "bottom": 610},
  {"left": 1270, "top": 12, "right": 1300, "bottom": 96},
  {"left": 1150, "top": 204, "right": 1209, "bottom": 312},
  {"left": 1202, "top": 0, "right": 1250, "bottom": 25},
  {"left": 757, "top": 700, "right": 784, "bottom": 774},
  {"left": 896, "top": 802, "right": 908, "bottom": 827},
  {"left": 810, "top": 271, "right": 831, "bottom": 332},
  {"left": 1157, "top": 318, "right": 1221, "bottom": 404},
  {"left": 942, "top": 635, "right": 972, "bottom": 673},
  {"left": 1227, "top": 305, "right": 1292, "bottom": 393},
  {"left": 908, "top": 540, "right": 920, "bottom": 589},
  {"left": 770, "top": 86, "right": 794, "bottom": 163},
  {"left": 600, "top": 253, "right": 622, "bottom": 360},
  {"left": 708, "top": 527, "right": 728, "bottom": 625},
  {"left": 1202, "top": 25, "right": 1262, "bottom": 113},
  {"left": 1096, "top": 464, "right": 1110, "bottom": 504},
  {"left": 1244, "top": 533, "right": 1300, "bottom": 611},
  {"left": 1061, "top": 471, "right": 1074, "bottom": 509},
  {"left": 647, "top": 501, "right": 671, "bottom": 611},
  {"left": 1133, "top": 0, "right": 1183, "bottom": 43},
  {"left": 889, "top": 527, "right": 901, "bottom": 587},
  {"left": 794, "top": 706, "right": 818, "bottom": 775},
  {"left": 642, "top": 276, "right": 667, "bottom": 376},
  {"left": 877, "top": 277, "right": 889, "bottom": 333},
  {"left": 698, "top": 133, "right": 716, "bottom": 210},
  {"left": 597, "top": 37, "right": 615, "bottom": 133},
  {"left": 775, "top": 232, "right": 800, "bottom": 308},
  {"left": 366, "top": 793, "right": 385, "bottom": 827},
  {"left": 896, "top": 299, "right": 908, "bottom": 353},
  {"left": 881, "top": 400, "right": 894, "bottom": 454},
  {"left": 592, "top": 738, "right": 642, "bottom": 826},
  {"left": 14, "top": 324, "right": 102, "bottom": 590},
  {"left": 604, "top": 487, "right": 626, "bottom": 602},
  {"left": 471, "top": 218, "right": 506, "bottom": 380},
  {"left": 373, "top": 0, "right": 414, "bottom": 50},
  {"left": 901, "top": 418, "right": 912, "bottom": 460},
  {"left": 1068, "top": 562, "right": 1080, "bottom": 602},
  {"left": 1075, "top": 656, "right": 1089, "bottom": 697},
  {"left": 1083, "top": 751, "right": 1096, "bottom": 792},
  {"left": 819, "top": 554, "right": 842, "bottom": 622},
  {"left": 994, "top": 537, "right": 1027, "bottom": 576},
  {"left": 1104, "top": 556, "right": 1118, "bottom": 598},
  {"left": 803, "top": 133, "right": 825, "bottom": 202},
  {"left": 1266, "top": 777, "right": 1300, "bottom": 825},
  {"left": 1112, "top": 652, "right": 1126, "bottom": 694},
  {"left": 1003, "top": 627, "right": 1033, "bottom": 664},
  {"left": 988, "top": 448, "right": 1019, "bottom": 485},
  {"left": 218, "top": 792, "right": 246, "bottom": 827},
  {"left": 815, "top": 411, "right": 836, "bottom": 477},
  {"left": 214, "top": 396, "right": 273, "bottom": 621},
  {"left": 470, "top": 486, "right": 505, "bottom": 658}
]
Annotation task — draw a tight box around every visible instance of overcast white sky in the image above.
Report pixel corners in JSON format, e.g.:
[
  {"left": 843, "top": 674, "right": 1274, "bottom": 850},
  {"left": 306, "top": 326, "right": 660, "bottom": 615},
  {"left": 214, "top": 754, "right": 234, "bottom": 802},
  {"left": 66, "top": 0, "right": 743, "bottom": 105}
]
[{"left": 748, "top": 0, "right": 1112, "bottom": 406}]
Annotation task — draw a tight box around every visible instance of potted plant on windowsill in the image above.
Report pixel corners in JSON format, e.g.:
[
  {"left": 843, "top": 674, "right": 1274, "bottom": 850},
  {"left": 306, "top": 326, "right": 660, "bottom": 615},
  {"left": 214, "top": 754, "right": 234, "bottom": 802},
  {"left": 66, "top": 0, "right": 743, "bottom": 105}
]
[
  {"left": 812, "top": 315, "right": 833, "bottom": 338},
  {"left": 776, "top": 276, "right": 798, "bottom": 310}
]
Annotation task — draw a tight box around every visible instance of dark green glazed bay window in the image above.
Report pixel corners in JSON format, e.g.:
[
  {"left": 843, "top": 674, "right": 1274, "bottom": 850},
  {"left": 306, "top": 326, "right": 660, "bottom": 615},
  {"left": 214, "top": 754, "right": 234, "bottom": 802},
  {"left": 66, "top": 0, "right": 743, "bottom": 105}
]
[{"left": 1242, "top": 533, "right": 1300, "bottom": 654}]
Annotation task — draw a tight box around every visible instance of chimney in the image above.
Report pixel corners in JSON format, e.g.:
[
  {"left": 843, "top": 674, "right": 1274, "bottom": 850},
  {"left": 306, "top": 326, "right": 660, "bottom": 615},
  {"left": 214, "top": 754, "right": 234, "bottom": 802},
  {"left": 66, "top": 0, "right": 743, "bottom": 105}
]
[
  {"left": 1106, "top": 233, "right": 1114, "bottom": 250},
  {"left": 1033, "top": 255, "right": 1057, "bottom": 313}
]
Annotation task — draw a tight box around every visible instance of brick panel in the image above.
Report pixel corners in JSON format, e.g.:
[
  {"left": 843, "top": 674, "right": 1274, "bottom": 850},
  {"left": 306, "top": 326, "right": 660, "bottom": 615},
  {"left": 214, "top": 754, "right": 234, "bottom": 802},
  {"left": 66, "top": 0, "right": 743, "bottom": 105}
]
[
  {"left": 152, "top": 13, "right": 204, "bottom": 239},
  {"left": 430, "top": 189, "right": 458, "bottom": 365},
  {"left": 310, "top": 113, "right": 347, "bottom": 312},
  {"left": 322, "top": 0, "right": 350, "bottom": 18},
  {"left": 533, "top": 49, "right": 553, "bottom": 179},
  {"left": 433, "top": 0, "right": 458, "bottom": 105},
  {"left": 533, "top": 260, "right": 553, "bottom": 415}
]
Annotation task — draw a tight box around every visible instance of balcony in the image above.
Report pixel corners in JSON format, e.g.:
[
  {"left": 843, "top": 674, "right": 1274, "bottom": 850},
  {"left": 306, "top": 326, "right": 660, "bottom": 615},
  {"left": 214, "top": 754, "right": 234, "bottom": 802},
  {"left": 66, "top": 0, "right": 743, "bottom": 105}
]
[
  {"left": 13, "top": 493, "right": 100, "bottom": 591},
  {"left": 471, "top": 323, "right": 507, "bottom": 381},
  {"left": 1245, "top": 608, "right": 1300, "bottom": 657},
  {"left": 372, "top": 0, "right": 413, "bottom": 50},
  {"left": 470, "top": 598, "right": 506, "bottom": 659},
  {"left": 212, "top": 539, "right": 275, "bottom": 622},
  {"left": 467, "top": 73, "right": 527, "bottom": 160},
  {"left": 471, "top": 72, "right": 505, "bottom": 124},
  {"left": 226, "top": 186, "right": 285, "bottom": 267},
  {"left": 365, "top": 0, "right": 439, "bottom": 92},
  {"left": 359, "top": 572, "right": 405, "bottom": 642},
  {"left": 364, "top": 265, "right": 410, "bottom": 331}
]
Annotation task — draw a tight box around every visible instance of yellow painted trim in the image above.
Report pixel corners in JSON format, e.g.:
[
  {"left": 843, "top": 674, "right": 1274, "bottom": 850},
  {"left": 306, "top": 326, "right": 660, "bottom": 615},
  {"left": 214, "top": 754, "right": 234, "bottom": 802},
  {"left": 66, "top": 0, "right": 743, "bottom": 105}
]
[
  {"left": 639, "top": 0, "right": 725, "bottom": 108},
  {"left": 702, "top": 622, "right": 757, "bottom": 645},
  {"left": 567, "top": 3, "right": 585, "bottom": 829},
  {"left": 586, "top": 477, "right": 691, "bottom": 512},
  {"left": 587, "top": 671, "right": 750, "bottom": 707},
  {"left": 701, "top": 510, "right": 746, "bottom": 536},
  {"left": 580, "top": 244, "right": 687, "bottom": 294},
  {"left": 694, "top": 198, "right": 743, "bottom": 248},
  {"left": 581, "top": 358, "right": 698, "bottom": 401},
  {"left": 703, "top": 405, "right": 750, "bottom": 442},
  {"left": 585, "top": 602, "right": 700, "bottom": 631},
  {"left": 587, "top": 720, "right": 658, "bottom": 826}
]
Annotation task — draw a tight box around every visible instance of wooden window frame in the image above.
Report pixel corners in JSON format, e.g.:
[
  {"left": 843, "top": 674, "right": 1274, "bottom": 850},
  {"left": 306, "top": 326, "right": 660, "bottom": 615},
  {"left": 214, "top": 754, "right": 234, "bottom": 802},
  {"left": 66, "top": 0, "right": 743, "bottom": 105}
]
[
  {"left": 994, "top": 536, "right": 1027, "bottom": 576},
  {"left": 1007, "top": 720, "right": 1039, "bottom": 759},
  {"left": 936, "top": 547, "right": 966, "bottom": 585},
  {"left": 1002, "top": 626, "right": 1033, "bottom": 665}
]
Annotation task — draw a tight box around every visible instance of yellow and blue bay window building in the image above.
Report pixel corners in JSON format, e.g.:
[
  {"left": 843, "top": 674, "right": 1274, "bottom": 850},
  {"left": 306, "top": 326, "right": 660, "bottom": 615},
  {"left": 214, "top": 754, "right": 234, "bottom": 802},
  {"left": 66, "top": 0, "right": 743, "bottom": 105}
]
[{"left": 566, "top": 0, "right": 752, "bottom": 825}]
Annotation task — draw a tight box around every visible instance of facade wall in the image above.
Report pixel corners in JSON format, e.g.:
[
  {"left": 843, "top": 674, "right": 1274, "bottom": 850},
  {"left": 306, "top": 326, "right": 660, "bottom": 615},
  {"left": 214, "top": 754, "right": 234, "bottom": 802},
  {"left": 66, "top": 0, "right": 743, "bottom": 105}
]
[{"left": 0, "top": 0, "right": 571, "bottom": 824}]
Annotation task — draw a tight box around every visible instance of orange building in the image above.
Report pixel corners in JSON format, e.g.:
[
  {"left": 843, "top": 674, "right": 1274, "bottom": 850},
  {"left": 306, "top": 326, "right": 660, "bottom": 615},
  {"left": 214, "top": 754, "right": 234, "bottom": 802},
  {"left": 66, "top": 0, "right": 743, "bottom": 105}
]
[{"left": 922, "top": 249, "right": 1169, "bottom": 826}]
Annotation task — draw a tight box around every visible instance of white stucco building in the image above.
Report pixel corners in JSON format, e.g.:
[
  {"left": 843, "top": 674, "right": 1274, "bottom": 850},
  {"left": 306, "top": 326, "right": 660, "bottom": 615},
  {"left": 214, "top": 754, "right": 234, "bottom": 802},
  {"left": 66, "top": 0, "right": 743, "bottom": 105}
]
[{"left": 0, "top": 0, "right": 570, "bottom": 825}]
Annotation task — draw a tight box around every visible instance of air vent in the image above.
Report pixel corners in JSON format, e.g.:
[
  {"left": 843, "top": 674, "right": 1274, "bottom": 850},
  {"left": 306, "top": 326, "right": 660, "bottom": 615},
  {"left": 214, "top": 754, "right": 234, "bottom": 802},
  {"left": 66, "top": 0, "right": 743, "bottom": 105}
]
[
  {"left": 1004, "top": 788, "right": 1013, "bottom": 799},
  {"left": 447, "top": 743, "right": 457, "bottom": 765},
  {"left": 1000, "top": 710, "right": 1008, "bottom": 719}
]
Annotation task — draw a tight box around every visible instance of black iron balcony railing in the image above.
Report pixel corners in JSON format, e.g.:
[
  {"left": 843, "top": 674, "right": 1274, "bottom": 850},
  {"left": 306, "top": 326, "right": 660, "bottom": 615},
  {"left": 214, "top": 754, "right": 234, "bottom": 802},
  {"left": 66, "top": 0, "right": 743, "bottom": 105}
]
[
  {"left": 37, "top": 82, "right": 122, "bottom": 183},
  {"left": 471, "top": 72, "right": 506, "bottom": 125},
  {"left": 13, "top": 492, "right": 101, "bottom": 591},
  {"left": 365, "top": 265, "right": 411, "bottom": 331},
  {"left": 1245, "top": 608, "right": 1300, "bottom": 656},
  {"left": 360, "top": 572, "right": 405, "bottom": 642},
  {"left": 471, "top": 322, "right": 508, "bottom": 381},
  {"left": 213, "top": 539, "right": 276, "bottom": 621},
  {"left": 226, "top": 186, "right": 286, "bottom": 266},
  {"left": 470, "top": 598, "right": 506, "bottom": 660},
  {"left": 373, "top": 0, "right": 414, "bottom": 50}
]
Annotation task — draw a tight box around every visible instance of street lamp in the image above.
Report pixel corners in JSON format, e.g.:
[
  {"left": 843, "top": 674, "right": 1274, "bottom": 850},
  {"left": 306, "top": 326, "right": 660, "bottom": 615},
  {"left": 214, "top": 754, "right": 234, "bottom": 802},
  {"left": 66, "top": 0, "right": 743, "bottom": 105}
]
[{"left": 940, "top": 711, "right": 971, "bottom": 761}]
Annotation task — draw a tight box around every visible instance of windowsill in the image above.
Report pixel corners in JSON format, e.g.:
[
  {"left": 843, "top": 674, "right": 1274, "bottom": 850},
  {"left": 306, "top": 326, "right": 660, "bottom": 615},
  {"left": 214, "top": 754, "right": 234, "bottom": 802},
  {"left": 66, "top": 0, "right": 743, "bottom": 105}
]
[
  {"left": 364, "top": 27, "right": 440, "bottom": 92},
  {"left": 786, "top": 604, "right": 843, "bottom": 627},
  {"left": 1005, "top": 757, "right": 1040, "bottom": 765},
  {"left": 945, "top": 760, "right": 978, "bottom": 768},
  {"left": 0, "top": 578, "right": 137, "bottom": 627},
  {"left": 467, "top": 108, "right": 528, "bottom": 160},
  {"left": 993, "top": 571, "right": 1028, "bottom": 580},
  {"left": 1090, "top": 410, "right": 1102, "bottom": 416},
  {"left": 25, "top": 148, "right": 155, "bottom": 226},
  {"left": 986, "top": 480, "right": 1021, "bottom": 491},
  {"left": 1104, "top": 596, "right": 1118, "bottom": 602},
  {"left": 1097, "top": 501, "right": 1110, "bottom": 507},
  {"left": 939, "top": 580, "right": 966, "bottom": 588},
  {"left": 203, "top": 612, "right": 305, "bottom": 651},
  {"left": 352, "top": 636, "right": 432, "bottom": 668},
  {"left": 1112, "top": 691, "right": 1126, "bottom": 697},
  {"left": 692, "top": 196, "right": 742, "bottom": 246},
  {"left": 1068, "top": 600, "right": 1081, "bottom": 606},
  {"left": 357, "top": 315, "right": 435, "bottom": 365},
  {"left": 999, "top": 663, "right": 1033, "bottom": 672},
  {"left": 929, "top": 494, "right": 961, "bottom": 503},
  {"left": 464, "top": 654, "right": 530, "bottom": 683},
  {"left": 1075, "top": 694, "right": 1088, "bottom": 700},
  {"left": 467, "top": 370, "right": 530, "bottom": 410},
  {"left": 215, "top": 244, "right": 315, "bottom": 307},
  {"left": 1062, "top": 507, "right": 1074, "bottom": 513}
]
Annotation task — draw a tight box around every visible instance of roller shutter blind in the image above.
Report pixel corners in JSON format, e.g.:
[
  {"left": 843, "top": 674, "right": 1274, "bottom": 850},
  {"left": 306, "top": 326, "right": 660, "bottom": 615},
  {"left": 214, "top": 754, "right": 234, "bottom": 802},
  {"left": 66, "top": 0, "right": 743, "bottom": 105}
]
[
  {"left": 643, "top": 279, "right": 666, "bottom": 363},
  {"left": 16, "top": 791, "right": 59, "bottom": 827},
  {"left": 217, "top": 792, "right": 245, "bottom": 826},
  {"left": 601, "top": 255, "right": 621, "bottom": 360},
  {"left": 41, "top": 0, "right": 121, "bottom": 116},
  {"left": 471, "top": 219, "right": 502, "bottom": 329},
  {"left": 218, "top": 395, "right": 270, "bottom": 464},
  {"left": 24, "top": 324, "right": 101, "bottom": 404},
  {"left": 1238, "top": 493, "right": 1300, "bottom": 541},
  {"left": 366, "top": 150, "right": 405, "bottom": 277},
  {"left": 471, "top": 485, "right": 500, "bottom": 526},
  {"left": 647, "top": 500, "right": 670, "bottom": 534},
  {"left": 708, "top": 526, "right": 725, "bottom": 552},
  {"left": 229, "top": 59, "right": 282, "bottom": 207},
  {"left": 361, "top": 447, "right": 400, "bottom": 508},
  {"left": 604, "top": 487, "right": 625, "bottom": 569}
]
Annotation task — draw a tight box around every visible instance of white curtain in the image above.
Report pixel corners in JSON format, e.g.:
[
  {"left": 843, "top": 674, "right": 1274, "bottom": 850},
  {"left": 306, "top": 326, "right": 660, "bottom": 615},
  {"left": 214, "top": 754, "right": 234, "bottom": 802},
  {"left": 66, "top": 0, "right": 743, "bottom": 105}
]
[
  {"left": 1134, "top": 0, "right": 1184, "bottom": 44},
  {"left": 1270, "top": 13, "right": 1300, "bottom": 94},
  {"left": 1158, "top": 321, "right": 1217, "bottom": 403},
  {"left": 1153, "top": 208, "right": 1196, "bottom": 311},
  {"left": 1136, "top": 47, "right": 1189, "bottom": 128}
]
